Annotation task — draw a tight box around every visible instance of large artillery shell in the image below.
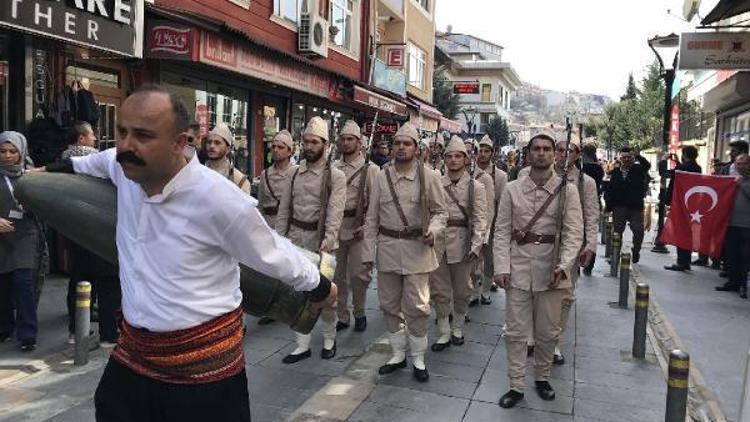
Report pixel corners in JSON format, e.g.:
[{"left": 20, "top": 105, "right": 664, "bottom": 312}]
[{"left": 15, "top": 173, "right": 331, "bottom": 334}]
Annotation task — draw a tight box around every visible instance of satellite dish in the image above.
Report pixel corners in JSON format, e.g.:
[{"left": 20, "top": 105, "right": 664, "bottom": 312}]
[{"left": 683, "top": 0, "right": 702, "bottom": 22}]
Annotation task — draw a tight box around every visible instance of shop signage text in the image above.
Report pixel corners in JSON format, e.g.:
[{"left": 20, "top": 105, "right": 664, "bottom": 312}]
[
  {"left": 364, "top": 121, "right": 399, "bottom": 135},
  {"left": 199, "top": 32, "right": 335, "bottom": 100},
  {"left": 353, "top": 85, "right": 408, "bottom": 116},
  {"left": 386, "top": 46, "right": 404, "bottom": 68},
  {"left": 680, "top": 32, "right": 750, "bottom": 70},
  {"left": 0, "top": 0, "right": 143, "bottom": 58},
  {"left": 146, "top": 23, "right": 197, "bottom": 60},
  {"left": 453, "top": 81, "right": 480, "bottom": 94},
  {"left": 669, "top": 104, "right": 680, "bottom": 154}
]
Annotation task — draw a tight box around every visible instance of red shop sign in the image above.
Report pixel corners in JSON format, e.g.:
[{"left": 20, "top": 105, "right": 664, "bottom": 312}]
[
  {"left": 146, "top": 23, "right": 197, "bottom": 60},
  {"left": 364, "top": 121, "right": 399, "bottom": 135},
  {"left": 453, "top": 82, "right": 480, "bottom": 94}
]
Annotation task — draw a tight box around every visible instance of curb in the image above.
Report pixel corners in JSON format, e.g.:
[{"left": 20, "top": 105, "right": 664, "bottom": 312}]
[{"left": 632, "top": 266, "right": 727, "bottom": 422}]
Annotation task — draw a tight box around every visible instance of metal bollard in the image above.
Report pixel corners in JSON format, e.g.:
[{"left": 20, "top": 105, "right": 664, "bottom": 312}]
[
  {"left": 618, "top": 253, "right": 631, "bottom": 308},
  {"left": 610, "top": 232, "right": 622, "bottom": 277},
  {"left": 74, "top": 281, "right": 91, "bottom": 366},
  {"left": 632, "top": 283, "right": 649, "bottom": 359},
  {"left": 739, "top": 348, "right": 750, "bottom": 422},
  {"left": 665, "top": 350, "right": 690, "bottom": 422},
  {"left": 605, "top": 221, "right": 613, "bottom": 258}
]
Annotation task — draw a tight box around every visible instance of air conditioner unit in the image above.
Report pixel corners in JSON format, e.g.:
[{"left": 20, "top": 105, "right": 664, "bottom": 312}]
[{"left": 298, "top": 0, "right": 328, "bottom": 58}]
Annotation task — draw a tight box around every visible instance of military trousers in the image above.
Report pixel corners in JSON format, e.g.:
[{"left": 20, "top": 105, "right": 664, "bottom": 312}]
[
  {"left": 333, "top": 238, "right": 371, "bottom": 324},
  {"left": 558, "top": 264, "right": 580, "bottom": 342},
  {"left": 377, "top": 272, "right": 431, "bottom": 337},
  {"left": 505, "top": 287, "right": 565, "bottom": 392},
  {"left": 430, "top": 256, "right": 474, "bottom": 319}
]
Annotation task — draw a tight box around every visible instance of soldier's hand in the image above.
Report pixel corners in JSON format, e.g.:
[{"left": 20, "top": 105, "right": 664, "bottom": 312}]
[
  {"left": 549, "top": 268, "right": 565, "bottom": 288},
  {"left": 493, "top": 273, "right": 510, "bottom": 290},
  {"left": 422, "top": 232, "right": 434, "bottom": 246},
  {"left": 363, "top": 262, "right": 374, "bottom": 272},
  {"left": 579, "top": 250, "right": 595, "bottom": 267},
  {"left": 0, "top": 218, "right": 14, "bottom": 233},
  {"left": 326, "top": 282, "right": 338, "bottom": 309},
  {"left": 466, "top": 252, "right": 479, "bottom": 262}
]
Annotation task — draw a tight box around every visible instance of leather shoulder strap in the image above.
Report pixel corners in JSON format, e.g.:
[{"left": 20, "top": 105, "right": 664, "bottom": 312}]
[
  {"left": 346, "top": 165, "right": 366, "bottom": 186},
  {"left": 519, "top": 180, "right": 564, "bottom": 234},
  {"left": 285, "top": 167, "right": 301, "bottom": 235},
  {"left": 237, "top": 175, "right": 248, "bottom": 190},
  {"left": 443, "top": 184, "right": 470, "bottom": 222},
  {"left": 264, "top": 168, "right": 279, "bottom": 203},
  {"left": 384, "top": 166, "right": 411, "bottom": 229}
]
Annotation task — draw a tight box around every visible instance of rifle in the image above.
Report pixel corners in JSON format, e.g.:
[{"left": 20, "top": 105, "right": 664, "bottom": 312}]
[
  {"left": 468, "top": 140, "right": 477, "bottom": 242},
  {"left": 552, "top": 116, "right": 574, "bottom": 271},
  {"left": 318, "top": 138, "right": 335, "bottom": 249},
  {"left": 354, "top": 113, "right": 377, "bottom": 231}
]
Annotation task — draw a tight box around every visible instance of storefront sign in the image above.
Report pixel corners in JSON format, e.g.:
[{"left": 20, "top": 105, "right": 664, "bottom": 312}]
[
  {"left": 195, "top": 103, "right": 208, "bottom": 137},
  {"left": 669, "top": 104, "right": 681, "bottom": 154},
  {"left": 386, "top": 46, "right": 404, "bottom": 68},
  {"left": 680, "top": 32, "right": 750, "bottom": 70},
  {"left": 353, "top": 85, "right": 408, "bottom": 116},
  {"left": 147, "top": 23, "right": 197, "bottom": 60},
  {"left": 0, "top": 0, "right": 144, "bottom": 58},
  {"left": 440, "top": 117, "right": 462, "bottom": 134},
  {"left": 364, "top": 121, "right": 399, "bottom": 135},
  {"left": 199, "top": 32, "right": 336, "bottom": 100},
  {"left": 33, "top": 49, "right": 46, "bottom": 118},
  {"left": 453, "top": 82, "right": 480, "bottom": 94},
  {"left": 372, "top": 59, "right": 406, "bottom": 97}
]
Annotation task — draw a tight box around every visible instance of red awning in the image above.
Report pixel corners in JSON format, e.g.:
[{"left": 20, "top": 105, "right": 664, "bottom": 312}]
[
  {"left": 440, "top": 117, "right": 462, "bottom": 133},
  {"left": 407, "top": 96, "right": 443, "bottom": 121}
]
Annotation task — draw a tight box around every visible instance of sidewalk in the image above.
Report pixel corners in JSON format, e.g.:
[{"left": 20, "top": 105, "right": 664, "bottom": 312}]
[{"left": 0, "top": 252, "right": 671, "bottom": 421}]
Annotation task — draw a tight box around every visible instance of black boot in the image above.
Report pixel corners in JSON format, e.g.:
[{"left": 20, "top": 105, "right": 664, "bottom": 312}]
[
  {"left": 321, "top": 342, "right": 336, "bottom": 360},
  {"left": 257, "top": 317, "right": 275, "bottom": 325},
  {"left": 354, "top": 316, "right": 367, "bottom": 332},
  {"left": 335, "top": 321, "right": 350, "bottom": 331},
  {"left": 498, "top": 390, "right": 524, "bottom": 408},
  {"left": 431, "top": 341, "right": 451, "bottom": 352},
  {"left": 412, "top": 365, "right": 429, "bottom": 382},
  {"left": 535, "top": 381, "right": 556, "bottom": 401},
  {"left": 716, "top": 282, "right": 740, "bottom": 292},
  {"left": 378, "top": 359, "right": 407, "bottom": 374},
  {"left": 468, "top": 298, "right": 479, "bottom": 308},
  {"left": 282, "top": 349, "right": 311, "bottom": 364}
]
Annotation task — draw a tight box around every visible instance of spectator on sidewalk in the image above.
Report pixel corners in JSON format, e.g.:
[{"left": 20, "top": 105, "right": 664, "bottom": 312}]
[
  {"left": 665, "top": 146, "right": 702, "bottom": 272},
  {"left": 716, "top": 154, "right": 750, "bottom": 298},
  {"left": 0, "top": 131, "right": 39, "bottom": 351},
  {"left": 718, "top": 140, "right": 749, "bottom": 176},
  {"left": 604, "top": 147, "right": 648, "bottom": 263},
  {"left": 371, "top": 140, "right": 391, "bottom": 168}
]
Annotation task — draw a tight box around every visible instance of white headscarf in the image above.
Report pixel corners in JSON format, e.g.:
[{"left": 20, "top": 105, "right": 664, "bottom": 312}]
[{"left": 0, "top": 131, "right": 28, "bottom": 178}]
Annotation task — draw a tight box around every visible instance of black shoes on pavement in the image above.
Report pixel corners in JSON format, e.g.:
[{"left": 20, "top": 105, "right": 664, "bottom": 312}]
[
  {"left": 335, "top": 321, "right": 350, "bottom": 331},
  {"left": 282, "top": 349, "right": 311, "bottom": 364},
  {"left": 498, "top": 390, "right": 524, "bottom": 408},
  {"left": 378, "top": 358, "right": 407, "bottom": 375},
  {"left": 716, "top": 282, "right": 740, "bottom": 292},
  {"left": 431, "top": 341, "right": 450, "bottom": 352},
  {"left": 553, "top": 353, "right": 565, "bottom": 365},
  {"left": 480, "top": 296, "right": 492, "bottom": 305},
  {"left": 451, "top": 335, "right": 464, "bottom": 346},
  {"left": 321, "top": 343, "right": 336, "bottom": 360},
  {"left": 692, "top": 258, "right": 709, "bottom": 266},
  {"left": 664, "top": 264, "right": 690, "bottom": 272},
  {"left": 490, "top": 284, "right": 499, "bottom": 292},
  {"left": 354, "top": 316, "right": 367, "bottom": 332},
  {"left": 740, "top": 285, "right": 748, "bottom": 299},
  {"left": 412, "top": 365, "right": 429, "bottom": 382},
  {"left": 631, "top": 249, "right": 641, "bottom": 264},
  {"left": 527, "top": 345, "right": 535, "bottom": 357},
  {"left": 257, "top": 317, "right": 275, "bottom": 325},
  {"left": 535, "top": 381, "right": 556, "bottom": 401},
  {"left": 468, "top": 298, "right": 480, "bottom": 308}
]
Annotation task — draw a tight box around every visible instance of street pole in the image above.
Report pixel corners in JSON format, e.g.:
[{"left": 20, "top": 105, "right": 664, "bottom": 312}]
[{"left": 652, "top": 67, "right": 675, "bottom": 254}]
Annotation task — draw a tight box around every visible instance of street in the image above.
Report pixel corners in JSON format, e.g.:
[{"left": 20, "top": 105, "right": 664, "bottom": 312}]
[{"left": 2, "top": 225, "right": 746, "bottom": 422}]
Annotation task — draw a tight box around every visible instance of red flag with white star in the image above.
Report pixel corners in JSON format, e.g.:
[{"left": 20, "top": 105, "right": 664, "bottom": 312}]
[{"left": 658, "top": 171, "right": 739, "bottom": 258}]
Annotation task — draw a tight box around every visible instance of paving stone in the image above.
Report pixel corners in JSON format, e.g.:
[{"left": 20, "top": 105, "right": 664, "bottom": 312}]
[
  {"left": 378, "top": 368, "right": 478, "bottom": 400},
  {"left": 365, "top": 384, "right": 470, "bottom": 419},
  {"left": 574, "top": 381, "right": 665, "bottom": 411},
  {"left": 473, "top": 368, "right": 573, "bottom": 405},
  {"left": 426, "top": 358, "right": 487, "bottom": 383},
  {"left": 250, "top": 403, "right": 292, "bottom": 422},
  {"left": 463, "top": 400, "right": 573, "bottom": 422},
  {"left": 349, "top": 401, "right": 463, "bottom": 422},
  {"left": 574, "top": 366, "right": 664, "bottom": 394},
  {"left": 573, "top": 398, "right": 663, "bottom": 422}
]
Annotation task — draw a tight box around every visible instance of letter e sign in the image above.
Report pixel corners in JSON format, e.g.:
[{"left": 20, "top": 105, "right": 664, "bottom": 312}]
[{"left": 386, "top": 47, "right": 404, "bottom": 68}]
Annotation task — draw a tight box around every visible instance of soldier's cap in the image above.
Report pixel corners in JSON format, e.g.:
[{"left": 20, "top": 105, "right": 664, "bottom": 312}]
[
  {"left": 303, "top": 116, "right": 329, "bottom": 142},
  {"left": 338, "top": 120, "right": 362, "bottom": 140},
  {"left": 433, "top": 132, "right": 446, "bottom": 148},
  {"left": 446, "top": 135, "right": 468, "bottom": 156},
  {"left": 208, "top": 123, "right": 233, "bottom": 146},
  {"left": 555, "top": 136, "right": 581, "bottom": 151},
  {"left": 479, "top": 134, "right": 494, "bottom": 149},
  {"left": 529, "top": 131, "right": 557, "bottom": 147},
  {"left": 420, "top": 138, "right": 431, "bottom": 151},
  {"left": 272, "top": 129, "right": 294, "bottom": 150},
  {"left": 394, "top": 122, "right": 419, "bottom": 145}
]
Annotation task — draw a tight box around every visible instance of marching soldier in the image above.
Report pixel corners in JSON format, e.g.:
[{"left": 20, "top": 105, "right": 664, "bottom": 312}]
[
  {"left": 473, "top": 135, "right": 508, "bottom": 304},
  {"left": 204, "top": 123, "right": 251, "bottom": 194},
  {"left": 551, "top": 135, "right": 598, "bottom": 365},
  {"left": 430, "top": 136, "right": 487, "bottom": 351},
  {"left": 333, "top": 121, "right": 380, "bottom": 332},
  {"left": 362, "top": 122, "right": 448, "bottom": 382},
  {"left": 420, "top": 139, "right": 441, "bottom": 177},
  {"left": 430, "top": 133, "right": 445, "bottom": 173},
  {"left": 255, "top": 129, "right": 298, "bottom": 325},
  {"left": 493, "top": 132, "right": 583, "bottom": 408},
  {"left": 276, "top": 116, "right": 346, "bottom": 363},
  {"left": 467, "top": 138, "right": 496, "bottom": 307}
]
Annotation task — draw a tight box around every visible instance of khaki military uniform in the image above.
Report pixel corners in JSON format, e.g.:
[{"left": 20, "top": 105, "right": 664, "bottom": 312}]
[
  {"left": 493, "top": 173, "right": 583, "bottom": 392},
  {"left": 205, "top": 158, "right": 251, "bottom": 195},
  {"left": 257, "top": 163, "right": 298, "bottom": 229},
  {"left": 275, "top": 155, "right": 346, "bottom": 354},
  {"left": 479, "top": 165, "right": 508, "bottom": 292},
  {"left": 430, "top": 171, "right": 487, "bottom": 341},
  {"left": 333, "top": 154, "right": 380, "bottom": 324},
  {"left": 362, "top": 160, "right": 448, "bottom": 338},
  {"left": 469, "top": 168, "right": 496, "bottom": 298}
]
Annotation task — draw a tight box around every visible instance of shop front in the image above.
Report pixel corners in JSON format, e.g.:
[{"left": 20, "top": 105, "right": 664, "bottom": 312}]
[
  {"left": 703, "top": 71, "right": 750, "bottom": 162},
  {"left": 407, "top": 95, "right": 443, "bottom": 137},
  {"left": 351, "top": 85, "right": 409, "bottom": 147}
]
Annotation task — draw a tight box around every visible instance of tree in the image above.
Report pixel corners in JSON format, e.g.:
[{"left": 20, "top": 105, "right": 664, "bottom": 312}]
[
  {"left": 433, "top": 65, "right": 460, "bottom": 119},
  {"left": 621, "top": 73, "right": 639, "bottom": 101},
  {"left": 485, "top": 116, "right": 510, "bottom": 147}
]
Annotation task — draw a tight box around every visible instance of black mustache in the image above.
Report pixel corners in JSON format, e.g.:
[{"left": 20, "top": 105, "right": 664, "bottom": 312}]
[{"left": 116, "top": 151, "right": 146, "bottom": 167}]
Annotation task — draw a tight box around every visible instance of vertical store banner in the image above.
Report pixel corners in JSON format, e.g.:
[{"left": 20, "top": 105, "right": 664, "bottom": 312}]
[{"left": 669, "top": 104, "right": 681, "bottom": 154}]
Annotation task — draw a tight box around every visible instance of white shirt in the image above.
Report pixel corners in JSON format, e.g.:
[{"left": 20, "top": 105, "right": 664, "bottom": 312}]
[{"left": 72, "top": 149, "right": 320, "bottom": 332}]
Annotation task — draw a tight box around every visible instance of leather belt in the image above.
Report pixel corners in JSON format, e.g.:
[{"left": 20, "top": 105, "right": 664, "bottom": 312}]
[
  {"left": 262, "top": 206, "right": 279, "bottom": 216},
  {"left": 378, "top": 226, "right": 423, "bottom": 239},
  {"left": 343, "top": 208, "right": 357, "bottom": 218},
  {"left": 447, "top": 219, "right": 468, "bottom": 228},
  {"left": 291, "top": 218, "right": 318, "bottom": 231},
  {"left": 511, "top": 228, "right": 555, "bottom": 245}
]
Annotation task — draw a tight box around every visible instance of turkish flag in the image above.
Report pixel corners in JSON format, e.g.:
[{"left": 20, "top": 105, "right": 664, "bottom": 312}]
[{"left": 658, "top": 171, "right": 739, "bottom": 258}]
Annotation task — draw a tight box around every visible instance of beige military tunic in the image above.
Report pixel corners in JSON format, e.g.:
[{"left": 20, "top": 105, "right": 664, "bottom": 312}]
[
  {"left": 275, "top": 157, "right": 346, "bottom": 252},
  {"left": 468, "top": 168, "right": 495, "bottom": 298},
  {"left": 431, "top": 171, "right": 487, "bottom": 319},
  {"left": 205, "top": 158, "right": 251, "bottom": 195},
  {"left": 477, "top": 165, "right": 508, "bottom": 291},
  {"left": 257, "top": 163, "right": 298, "bottom": 229},
  {"left": 362, "top": 160, "right": 448, "bottom": 337},
  {"left": 333, "top": 154, "right": 380, "bottom": 323},
  {"left": 493, "top": 172, "right": 583, "bottom": 392}
]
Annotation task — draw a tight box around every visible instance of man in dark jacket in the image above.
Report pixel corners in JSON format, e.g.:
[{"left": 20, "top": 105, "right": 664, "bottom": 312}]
[
  {"left": 664, "top": 146, "right": 702, "bottom": 271},
  {"left": 605, "top": 147, "right": 648, "bottom": 263}
]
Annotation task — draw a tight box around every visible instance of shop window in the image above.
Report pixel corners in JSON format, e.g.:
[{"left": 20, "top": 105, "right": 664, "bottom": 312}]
[
  {"left": 479, "top": 112, "right": 492, "bottom": 134},
  {"left": 407, "top": 43, "right": 426, "bottom": 89},
  {"left": 65, "top": 66, "right": 119, "bottom": 90},
  {"left": 207, "top": 94, "right": 218, "bottom": 128},
  {"left": 96, "top": 103, "right": 117, "bottom": 149},
  {"left": 222, "top": 97, "right": 233, "bottom": 124},
  {"left": 330, "top": 0, "right": 353, "bottom": 50},
  {"left": 481, "top": 84, "right": 492, "bottom": 103}
]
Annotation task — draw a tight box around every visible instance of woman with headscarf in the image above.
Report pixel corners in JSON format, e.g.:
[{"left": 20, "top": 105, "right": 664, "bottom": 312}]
[{"left": 0, "top": 131, "right": 39, "bottom": 351}]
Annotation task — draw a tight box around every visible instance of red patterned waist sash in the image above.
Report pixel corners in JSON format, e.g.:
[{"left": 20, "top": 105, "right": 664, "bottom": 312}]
[{"left": 111, "top": 306, "right": 245, "bottom": 384}]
